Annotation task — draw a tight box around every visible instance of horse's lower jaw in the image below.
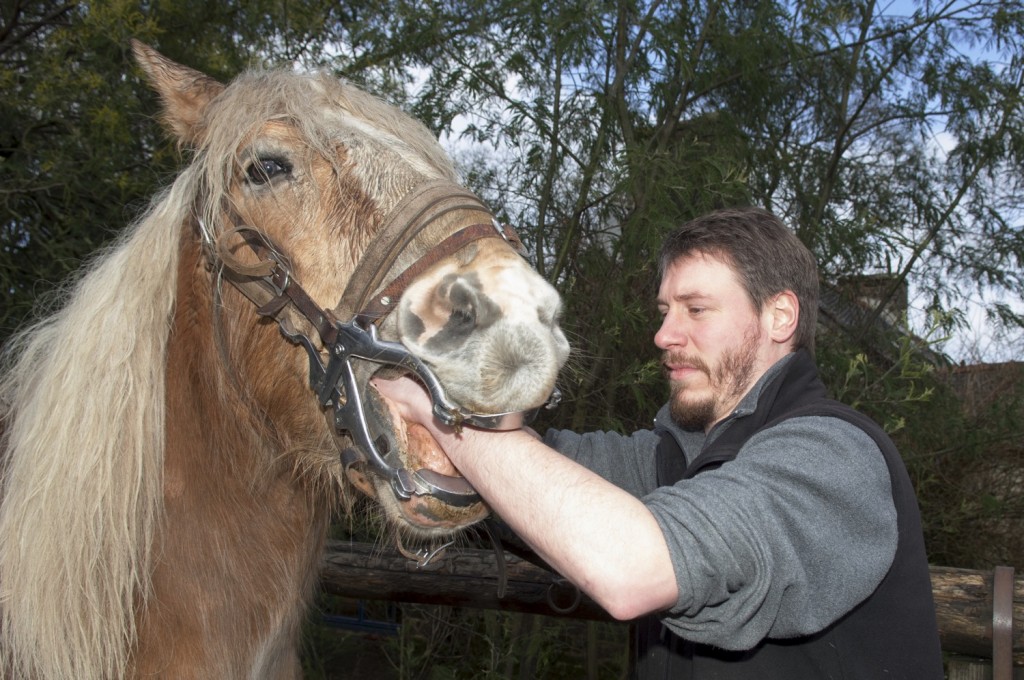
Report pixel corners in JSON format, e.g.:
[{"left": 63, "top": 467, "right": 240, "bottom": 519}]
[
  {"left": 345, "top": 466, "right": 489, "bottom": 534},
  {"left": 393, "top": 489, "right": 489, "bottom": 532}
]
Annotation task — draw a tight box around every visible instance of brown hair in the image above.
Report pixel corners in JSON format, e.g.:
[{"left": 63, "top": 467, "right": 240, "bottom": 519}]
[{"left": 658, "top": 207, "right": 819, "bottom": 354}]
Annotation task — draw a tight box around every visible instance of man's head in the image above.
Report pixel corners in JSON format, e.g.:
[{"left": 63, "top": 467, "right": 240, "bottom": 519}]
[
  {"left": 655, "top": 207, "right": 819, "bottom": 430},
  {"left": 658, "top": 207, "right": 819, "bottom": 354}
]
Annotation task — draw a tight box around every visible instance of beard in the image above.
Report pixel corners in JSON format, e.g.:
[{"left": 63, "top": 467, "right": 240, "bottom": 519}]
[{"left": 665, "top": 325, "right": 762, "bottom": 431}]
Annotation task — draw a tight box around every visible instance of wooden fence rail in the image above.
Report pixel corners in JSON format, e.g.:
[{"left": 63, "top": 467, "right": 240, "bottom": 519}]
[{"left": 320, "top": 540, "right": 1023, "bottom": 667}]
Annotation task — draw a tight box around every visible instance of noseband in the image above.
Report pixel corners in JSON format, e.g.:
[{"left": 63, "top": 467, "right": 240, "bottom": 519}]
[{"left": 211, "top": 179, "right": 557, "bottom": 506}]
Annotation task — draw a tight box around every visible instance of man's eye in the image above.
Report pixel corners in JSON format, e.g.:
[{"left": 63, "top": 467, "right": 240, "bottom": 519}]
[{"left": 245, "top": 157, "right": 291, "bottom": 185}]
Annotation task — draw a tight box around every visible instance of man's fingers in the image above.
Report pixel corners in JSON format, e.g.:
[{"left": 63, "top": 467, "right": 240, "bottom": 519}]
[{"left": 371, "top": 374, "right": 432, "bottom": 422}]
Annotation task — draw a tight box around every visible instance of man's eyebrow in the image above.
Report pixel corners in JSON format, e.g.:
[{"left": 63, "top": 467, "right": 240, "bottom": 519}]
[
  {"left": 656, "top": 292, "right": 714, "bottom": 309},
  {"left": 658, "top": 292, "right": 711, "bottom": 304}
]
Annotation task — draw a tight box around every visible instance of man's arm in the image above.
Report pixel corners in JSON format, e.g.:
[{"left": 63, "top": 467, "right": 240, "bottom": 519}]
[{"left": 373, "top": 375, "right": 678, "bottom": 619}]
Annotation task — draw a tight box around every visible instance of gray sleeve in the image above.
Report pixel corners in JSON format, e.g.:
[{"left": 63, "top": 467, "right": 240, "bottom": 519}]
[
  {"left": 643, "top": 416, "right": 897, "bottom": 650},
  {"left": 544, "top": 427, "right": 662, "bottom": 497}
]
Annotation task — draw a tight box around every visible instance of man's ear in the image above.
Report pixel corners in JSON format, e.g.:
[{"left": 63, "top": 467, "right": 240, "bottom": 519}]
[{"left": 767, "top": 291, "right": 799, "bottom": 345}]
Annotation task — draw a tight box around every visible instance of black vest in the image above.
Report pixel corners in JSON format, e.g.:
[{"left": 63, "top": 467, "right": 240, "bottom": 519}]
[{"left": 635, "top": 350, "right": 943, "bottom": 679}]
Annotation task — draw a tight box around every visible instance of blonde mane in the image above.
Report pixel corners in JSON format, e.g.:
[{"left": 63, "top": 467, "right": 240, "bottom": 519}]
[{"left": 0, "top": 167, "right": 201, "bottom": 678}]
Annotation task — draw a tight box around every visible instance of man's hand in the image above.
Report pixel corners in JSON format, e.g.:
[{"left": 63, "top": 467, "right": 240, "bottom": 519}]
[{"left": 371, "top": 374, "right": 436, "bottom": 428}]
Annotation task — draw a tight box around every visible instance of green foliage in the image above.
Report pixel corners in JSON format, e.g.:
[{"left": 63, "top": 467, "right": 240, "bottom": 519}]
[
  {"left": 307, "top": 0, "right": 1024, "bottom": 431},
  {"left": 2, "top": 2, "right": 160, "bottom": 334}
]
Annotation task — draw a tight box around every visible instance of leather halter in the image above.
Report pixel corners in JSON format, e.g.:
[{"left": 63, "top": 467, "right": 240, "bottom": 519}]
[{"left": 212, "top": 179, "right": 537, "bottom": 506}]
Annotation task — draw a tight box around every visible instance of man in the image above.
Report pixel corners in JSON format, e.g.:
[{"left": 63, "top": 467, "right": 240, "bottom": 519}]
[{"left": 374, "top": 207, "right": 943, "bottom": 678}]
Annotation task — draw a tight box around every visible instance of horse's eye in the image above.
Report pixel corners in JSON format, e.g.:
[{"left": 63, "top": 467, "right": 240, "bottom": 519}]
[{"left": 245, "top": 157, "right": 291, "bottom": 185}]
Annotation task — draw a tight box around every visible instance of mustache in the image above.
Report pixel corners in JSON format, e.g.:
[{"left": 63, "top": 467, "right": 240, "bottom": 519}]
[{"left": 661, "top": 351, "right": 711, "bottom": 377}]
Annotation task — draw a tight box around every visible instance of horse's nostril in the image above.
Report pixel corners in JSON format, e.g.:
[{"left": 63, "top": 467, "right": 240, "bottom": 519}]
[
  {"left": 536, "top": 295, "right": 563, "bottom": 329},
  {"left": 539, "top": 307, "right": 556, "bottom": 328},
  {"left": 450, "top": 305, "right": 476, "bottom": 329},
  {"left": 445, "top": 277, "right": 499, "bottom": 330}
]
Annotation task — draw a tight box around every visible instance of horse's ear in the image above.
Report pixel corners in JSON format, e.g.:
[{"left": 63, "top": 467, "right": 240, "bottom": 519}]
[{"left": 131, "top": 39, "right": 226, "bottom": 147}]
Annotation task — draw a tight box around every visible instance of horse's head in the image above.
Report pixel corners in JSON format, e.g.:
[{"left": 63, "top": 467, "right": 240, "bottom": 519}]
[{"left": 132, "top": 43, "right": 569, "bottom": 539}]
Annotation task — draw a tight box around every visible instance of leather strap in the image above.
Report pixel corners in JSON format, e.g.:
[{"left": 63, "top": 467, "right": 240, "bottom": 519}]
[
  {"left": 206, "top": 181, "right": 525, "bottom": 510},
  {"left": 357, "top": 222, "right": 503, "bottom": 323},
  {"left": 215, "top": 179, "right": 512, "bottom": 339},
  {"left": 216, "top": 225, "right": 339, "bottom": 345},
  {"left": 336, "top": 179, "right": 492, "bottom": 321}
]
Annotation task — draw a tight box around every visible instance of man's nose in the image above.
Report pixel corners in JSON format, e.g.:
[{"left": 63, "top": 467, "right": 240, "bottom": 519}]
[{"left": 654, "top": 313, "right": 687, "bottom": 351}]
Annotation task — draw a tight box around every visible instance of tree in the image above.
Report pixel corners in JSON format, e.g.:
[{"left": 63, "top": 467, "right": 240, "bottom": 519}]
[{"left": 311, "top": 0, "right": 1024, "bottom": 577}]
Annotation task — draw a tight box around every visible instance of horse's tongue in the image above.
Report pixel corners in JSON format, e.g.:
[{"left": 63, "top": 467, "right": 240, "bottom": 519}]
[
  {"left": 372, "top": 383, "right": 464, "bottom": 479},
  {"left": 405, "top": 421, "right": 461, "bottom": 476}
]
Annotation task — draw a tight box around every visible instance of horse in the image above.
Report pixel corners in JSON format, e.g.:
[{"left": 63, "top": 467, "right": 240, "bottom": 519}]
[{"left": 0, "top": 41, "right": 569, "bottom": 680}]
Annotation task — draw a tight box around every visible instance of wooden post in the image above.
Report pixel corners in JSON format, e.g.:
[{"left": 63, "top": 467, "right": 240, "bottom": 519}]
[{"left": 995, "top": 566, "right": 1017, "bottom": 680}]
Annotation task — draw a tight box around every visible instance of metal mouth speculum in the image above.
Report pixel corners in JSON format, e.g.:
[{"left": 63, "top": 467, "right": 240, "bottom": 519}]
[{"left": 284, "top": 317, "right": 559, "bottom": 505}]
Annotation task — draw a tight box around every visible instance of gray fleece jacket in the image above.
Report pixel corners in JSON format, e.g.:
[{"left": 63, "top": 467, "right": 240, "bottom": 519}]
[{"left": 543, "top": 353, "right": 898, "bottom": 651}]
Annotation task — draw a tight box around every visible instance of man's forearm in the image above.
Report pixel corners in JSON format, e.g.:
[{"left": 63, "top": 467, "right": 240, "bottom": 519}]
[{"left": 433, "top": 424, "right": 679, "bottom": 619}]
